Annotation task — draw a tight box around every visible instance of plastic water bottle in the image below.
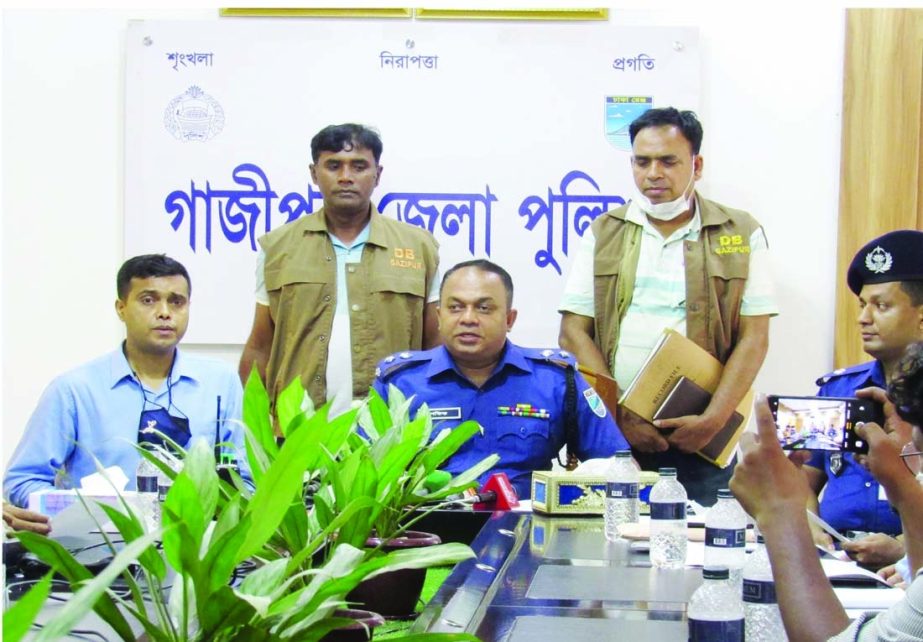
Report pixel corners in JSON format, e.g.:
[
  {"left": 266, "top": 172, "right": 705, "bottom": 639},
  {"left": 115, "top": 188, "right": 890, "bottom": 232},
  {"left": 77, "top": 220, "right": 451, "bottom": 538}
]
[
  {"left": 704, "top": 489, "right": 747, "bottom": 589},
  {"left": 742, "top": 531, "right": 788, "bottom": 641},
  {"left": 649, "top": 467, "right": 687, "bottom": 569},
  {"left": 604, "top": 450, "right": 640, "bottom": 541},
  {"left": 687, "top": 566, "right": 745, "bottom": 641},
  {"left": 135, "top": 447, "right": 160, "bottom": 531},
  {"left": 156, "top": 449, "right": 178, "bottom": 507}
]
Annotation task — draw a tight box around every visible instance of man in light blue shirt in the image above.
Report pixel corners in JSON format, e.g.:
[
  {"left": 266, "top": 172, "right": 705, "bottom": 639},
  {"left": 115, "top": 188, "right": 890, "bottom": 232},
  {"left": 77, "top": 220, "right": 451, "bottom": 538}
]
[{"left": 4, "top": 254, "right": 246, "bottom": 509}]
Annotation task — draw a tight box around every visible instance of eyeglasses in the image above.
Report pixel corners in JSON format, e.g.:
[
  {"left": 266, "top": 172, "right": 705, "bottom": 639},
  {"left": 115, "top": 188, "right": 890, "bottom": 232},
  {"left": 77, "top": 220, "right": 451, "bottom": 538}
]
[{"left": 900, "top": 442, "right": 923, "bottom": 475}]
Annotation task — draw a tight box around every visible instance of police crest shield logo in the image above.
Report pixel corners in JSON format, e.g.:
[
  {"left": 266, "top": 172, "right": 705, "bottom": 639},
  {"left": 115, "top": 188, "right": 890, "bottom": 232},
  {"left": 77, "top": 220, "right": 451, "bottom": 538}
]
[
  {"left": 164, "top": 86, "right": 225, "bottom": 142},
  {"left": 830, "top": 452, "right": 844, "bottom": 477},
  {"left": 864, "top": 246, "right": 893, "bottom": 274},
  {"left": 583, "top": 388, "right": 607, "bottom": 418},
  {"left": 605, "top": 96, "right": 653, "bottom": 151}
]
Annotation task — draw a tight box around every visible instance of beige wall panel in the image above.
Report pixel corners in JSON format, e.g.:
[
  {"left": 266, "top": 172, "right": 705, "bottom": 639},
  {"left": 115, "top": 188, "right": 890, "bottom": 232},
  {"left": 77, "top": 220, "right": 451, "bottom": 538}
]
[{"left": 836, "top": 8, "right": 923, "bottom": 369}]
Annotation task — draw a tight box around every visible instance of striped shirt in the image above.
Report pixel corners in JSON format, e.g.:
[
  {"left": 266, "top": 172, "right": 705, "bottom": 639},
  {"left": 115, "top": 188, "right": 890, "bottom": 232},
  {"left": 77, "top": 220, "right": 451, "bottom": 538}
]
[
  {"left": 559, "top": 197, "right": 778, "bottom": 389},
  {"left": 828, "top": 570, "right": 923, "bottom": 641}
]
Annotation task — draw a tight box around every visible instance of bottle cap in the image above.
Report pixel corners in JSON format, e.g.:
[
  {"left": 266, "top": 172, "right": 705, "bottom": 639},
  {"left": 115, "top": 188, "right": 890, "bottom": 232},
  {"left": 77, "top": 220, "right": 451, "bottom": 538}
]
[
  {"left": 658, "top": 467, "right": 677, "bottom": 476},
  {"left": 702, "top": 566, "right": 730, "bottom": 580},
  {"left": 716, "top": 488, "right": 733, "bottom": 499}
]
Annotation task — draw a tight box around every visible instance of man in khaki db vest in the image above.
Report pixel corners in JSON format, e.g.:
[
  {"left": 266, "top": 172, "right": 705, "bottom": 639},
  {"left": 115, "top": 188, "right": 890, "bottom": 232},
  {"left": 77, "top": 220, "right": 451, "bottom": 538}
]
[
  {"left": 239, "top": 124, "right": 441, "bottom": 424},
  {"left": 558, "top": 108, "right": 778, "bottom": 504}
]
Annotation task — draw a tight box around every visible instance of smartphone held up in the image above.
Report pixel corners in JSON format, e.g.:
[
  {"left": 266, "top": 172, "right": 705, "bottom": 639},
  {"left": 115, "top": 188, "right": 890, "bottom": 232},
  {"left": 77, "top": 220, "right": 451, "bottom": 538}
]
[{"left": 767, "top": 395, "right": 884, "bottom": 454}]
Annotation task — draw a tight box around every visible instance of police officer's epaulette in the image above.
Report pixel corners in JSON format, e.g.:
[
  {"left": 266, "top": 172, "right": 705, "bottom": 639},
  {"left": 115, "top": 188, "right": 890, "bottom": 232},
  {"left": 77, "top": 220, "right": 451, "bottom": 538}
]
[
  {"left": 814, "top": 361, "right": 877, "bottom": 387},
  {"left": 375, "top": 350, "right": 429, "bottom": 380},
  {"left": 525, "top": 348, "right": 577, "bottom": 369}
]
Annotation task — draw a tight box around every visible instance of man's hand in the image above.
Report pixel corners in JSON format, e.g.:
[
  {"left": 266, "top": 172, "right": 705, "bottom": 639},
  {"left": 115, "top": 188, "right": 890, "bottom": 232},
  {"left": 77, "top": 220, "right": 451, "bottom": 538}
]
[
  {"left": 841, "top": 533, "right": 905, "bottom": 568},
  {"left": 856, "top": 420, "right": 916, "bottom": 493},
  {"left": 810, "top": 527, "right": 835, "bottom": 551},
  {"left": 730, "top": 396, "right": 814, "bottom": 526},
  {"left": 3, "top": 502, "right": 51, "bottom": 535},
  {"left": 877, "top": 563, "right": 908, "bottom": 589},
  {"left": 856, "top": 386, "right": 914, "bottom": 444},
  {"left": 654, "top": 413, "right": 725, "bottom": 453},
  {"left": 618, "top": 408, "right": 669, "bottom": 453}
]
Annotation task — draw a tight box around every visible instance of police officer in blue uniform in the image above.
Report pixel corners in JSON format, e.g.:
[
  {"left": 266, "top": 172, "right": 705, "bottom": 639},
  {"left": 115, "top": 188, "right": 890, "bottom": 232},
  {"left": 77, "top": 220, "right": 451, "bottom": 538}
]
[
  {"left": 373, "top": 259, "right": 628, "bottom": 499},
  {"left": 804, "top": 230, "right": 923, "bottom": 568}
]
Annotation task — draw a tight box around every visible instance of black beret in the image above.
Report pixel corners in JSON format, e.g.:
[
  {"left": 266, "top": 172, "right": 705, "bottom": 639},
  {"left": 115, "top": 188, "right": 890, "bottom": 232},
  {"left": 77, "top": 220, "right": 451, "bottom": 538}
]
[{"left": 847, "top": 230, "right": 923, "bottom": 295}]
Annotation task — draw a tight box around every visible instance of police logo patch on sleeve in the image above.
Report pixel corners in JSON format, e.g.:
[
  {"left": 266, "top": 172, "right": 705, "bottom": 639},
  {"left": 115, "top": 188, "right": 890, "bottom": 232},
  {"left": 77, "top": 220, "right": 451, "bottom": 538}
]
[
  {"left": 583, "top": 388, "right": 607, "bottom": 418},
  {"left": 830, "top": 452, "right": 844, "bottom": 477}
]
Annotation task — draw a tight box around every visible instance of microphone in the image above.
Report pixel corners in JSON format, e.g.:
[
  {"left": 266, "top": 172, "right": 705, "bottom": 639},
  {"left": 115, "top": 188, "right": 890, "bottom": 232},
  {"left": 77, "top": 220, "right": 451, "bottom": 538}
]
[{"left": 472, "top": 473, "right": 520, "bottom": 511}]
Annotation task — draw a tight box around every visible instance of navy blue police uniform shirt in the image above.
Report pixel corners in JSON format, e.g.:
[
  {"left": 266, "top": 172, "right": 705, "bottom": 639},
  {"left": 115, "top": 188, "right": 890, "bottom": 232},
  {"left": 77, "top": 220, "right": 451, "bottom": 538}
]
[
  {"left": 372, "top": 341, "right": 628, "bottom": 499},
  {"left": 805, "top": 360, "right": 902, "bottom": 535}
]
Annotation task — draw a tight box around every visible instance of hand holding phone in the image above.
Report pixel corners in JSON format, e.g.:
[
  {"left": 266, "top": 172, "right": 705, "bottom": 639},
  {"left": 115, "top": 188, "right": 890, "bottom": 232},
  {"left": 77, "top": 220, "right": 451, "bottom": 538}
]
[{"left": 767, "top": 395, "right": 883, "bottom": 454}]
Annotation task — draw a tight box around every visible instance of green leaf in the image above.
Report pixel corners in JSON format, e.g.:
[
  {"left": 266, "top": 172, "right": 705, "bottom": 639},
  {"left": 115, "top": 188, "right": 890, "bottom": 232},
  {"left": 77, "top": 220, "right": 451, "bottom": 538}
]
[
  {"left": 276, "top": 497, "right": 309, "bottom": 554},
  {"left": 26, "top": 528, "right": 165, "bottom": 642},
  {"left": 161, "top": 499, "right": 204, "bottom": 589},
  {"left": 201, "top": 513, "right": 252, "bottom": 594},
  {"left": 418, "top": 421, "right": 483, "bottom": 474},
  {"left": 390, "top": 634, "right": 483, "bottom": 641},
  {"left": 178, "top": 438, "right": 221, "bottom": 533},
  {"left": 239, "top": 407, "right": 342, "bottom": 560},
  {"left": 243, "top": 366, "right": 278, "bottom": 469},
  {"left": 196, "top": 585, "right": 258, "bottom": 638},
  {"left": 211, "top": 492, "right": 242, "bottom": 548},
  {"left": 97, "top": 503, "right": 166, "bottom": 580},
  {"left": 276, "top": 376, "right": 310, "bottom": 435},
  {"left": 2, "top": 571, "right": 53, "bottom": 642},
  {"left": 360, "top": 543, "right": 475, "bottom": 581},
  {"left": 16, "top": 532, "right": 137, "bottom": 642},
  {"left": 269, "top": 544, "right": 365, "bottom": 630},
  {"left": 421, "top": 455, "right": 500, "bottom": 502},
  {"left": 288, "top": 495, "right": 378, "bottom": 571},
  {"left": 313, "top": 491, "right": 335, "bottom": 532},
  {"left": 357, "top": 388, "right": 393, "bottom": 440}
]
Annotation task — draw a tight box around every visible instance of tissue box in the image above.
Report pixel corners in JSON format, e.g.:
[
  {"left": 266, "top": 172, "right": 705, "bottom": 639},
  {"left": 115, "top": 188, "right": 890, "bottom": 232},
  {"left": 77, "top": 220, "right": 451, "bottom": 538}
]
[
  {"left": 531, "top": 470, "right": 659, "bottom": 515},
  {"left": 28, "top": 490, "right": 134, "bottom": 517}
]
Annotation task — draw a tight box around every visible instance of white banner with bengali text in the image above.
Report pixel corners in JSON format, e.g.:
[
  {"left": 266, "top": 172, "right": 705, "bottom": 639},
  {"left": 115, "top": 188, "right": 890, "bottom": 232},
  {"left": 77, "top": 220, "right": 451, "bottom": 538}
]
[{"left": 125, "top": 18, "right": 699, "bottom": 344}]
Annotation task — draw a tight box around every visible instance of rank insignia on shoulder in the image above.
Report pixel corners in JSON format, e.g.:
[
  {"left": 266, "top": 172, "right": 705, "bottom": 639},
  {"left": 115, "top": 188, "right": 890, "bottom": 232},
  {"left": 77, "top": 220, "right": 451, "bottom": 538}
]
[{"left": 583, "top": 388, "right": 607, "bottom": 418}]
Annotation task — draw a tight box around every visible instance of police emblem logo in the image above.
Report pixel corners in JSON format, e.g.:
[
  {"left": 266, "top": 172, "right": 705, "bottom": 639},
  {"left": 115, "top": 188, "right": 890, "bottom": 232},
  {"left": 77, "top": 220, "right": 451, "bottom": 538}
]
[
  {"left": 604, "top": 96, "right": 652, "bottom": 151},
  {"left": 864, "top": 246, "right": 893, "bottom": 275},
  {"left": 164, "top": 86, "right": 225, "bottom": 142},
  {"left": 583, "top": 388, "right": 607, "bottom": 418},
  {"left": 830, "top": 452, "right": 844, "bottom": 477}
]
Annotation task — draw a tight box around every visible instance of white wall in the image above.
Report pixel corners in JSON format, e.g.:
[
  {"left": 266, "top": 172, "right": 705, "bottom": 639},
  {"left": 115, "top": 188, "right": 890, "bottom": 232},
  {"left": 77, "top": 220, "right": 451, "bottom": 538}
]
[{"left": 1, "top": 4, "right": 847, "bottom": 471}]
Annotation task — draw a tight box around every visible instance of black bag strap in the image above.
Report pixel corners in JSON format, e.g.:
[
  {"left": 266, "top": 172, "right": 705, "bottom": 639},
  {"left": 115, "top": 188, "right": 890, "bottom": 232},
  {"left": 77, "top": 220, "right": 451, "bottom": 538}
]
[{"left": 557, "top": 365, "right": 579, "bottom": 471}]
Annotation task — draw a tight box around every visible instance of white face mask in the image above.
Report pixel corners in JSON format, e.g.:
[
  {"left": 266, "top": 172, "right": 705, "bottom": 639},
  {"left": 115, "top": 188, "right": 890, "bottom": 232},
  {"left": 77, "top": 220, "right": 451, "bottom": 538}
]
[{"left": 631, "top": 156, "right": 697, "bottom": 221}]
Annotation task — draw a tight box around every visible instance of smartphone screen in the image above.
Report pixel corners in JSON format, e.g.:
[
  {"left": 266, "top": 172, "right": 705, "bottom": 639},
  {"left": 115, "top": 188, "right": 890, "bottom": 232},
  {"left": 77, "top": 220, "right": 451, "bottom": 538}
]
[{"left": 767, "top": 395, "right": 879, "bottom": 454}]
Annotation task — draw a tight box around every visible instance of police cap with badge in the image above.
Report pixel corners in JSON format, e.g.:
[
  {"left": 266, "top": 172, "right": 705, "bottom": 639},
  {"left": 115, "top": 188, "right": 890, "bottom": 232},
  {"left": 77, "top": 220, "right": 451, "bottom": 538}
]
[{"left": 847, "top": 229, "right": 923, "bottom": 294}]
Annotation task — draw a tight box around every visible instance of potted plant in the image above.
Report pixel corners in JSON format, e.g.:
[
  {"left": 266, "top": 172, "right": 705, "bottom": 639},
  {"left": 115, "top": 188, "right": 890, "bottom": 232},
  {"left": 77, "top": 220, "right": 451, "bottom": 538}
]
[
  {"left": 4, "top": 382, "right": 482, "bottom": 641},
  {"left": 317, "top": 386, "right": 500, "bottom": 617}
]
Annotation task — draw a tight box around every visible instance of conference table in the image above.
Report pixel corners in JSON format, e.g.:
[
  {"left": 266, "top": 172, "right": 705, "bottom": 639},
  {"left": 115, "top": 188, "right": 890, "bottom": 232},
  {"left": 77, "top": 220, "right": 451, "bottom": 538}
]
[
  {"left": 8, "top": 507, "right": 901, "bottom": 641},
  {"left": 410, "top": 509, "right": 899, "bottom": 641}
]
